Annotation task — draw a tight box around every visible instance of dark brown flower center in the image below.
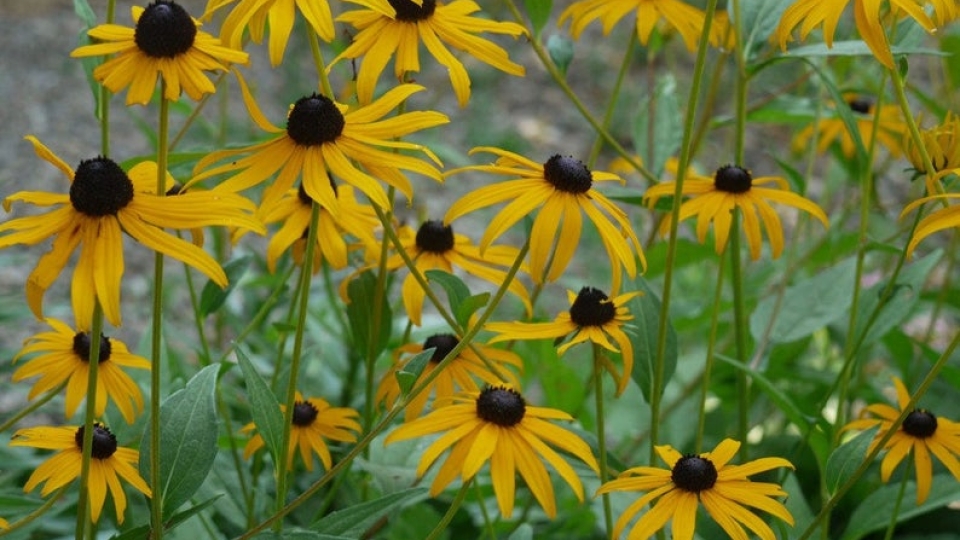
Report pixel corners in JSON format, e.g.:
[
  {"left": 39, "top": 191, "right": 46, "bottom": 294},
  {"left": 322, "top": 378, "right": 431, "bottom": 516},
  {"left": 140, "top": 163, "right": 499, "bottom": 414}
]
[
  {"left": 476, "top": 386, "right": 525, "bottom": 427},
  {"left": 388, "top": 0, "right": 436, "bottom": 21},
  {"left": 713, "top": 165, "right": 752, "bottom": 194},
  {"left": 287, "top": 94, "right": 345, "bottom": 147},
  {"left": 415, "top": 220, "right": 455, "bottom": 253},
  {"left": 72, "top": 331, "right": 112, "bottom": 363},
  {"left": 543, "top": 155, "right": 593, "bottom": 194},
  {"left": 847, "top": 98, "right": 872, "bottom": 115},
  {"left": 672, "top": 454, "right": 718, "bottom": 492},
  {"left": 74, "top": 423, "right": 118, "bottom": 460},
  {"left": 134, "top": 1, "right": 197, "bottom": 58},
  {"left": 70, "top": 157, "right": 135, "bottom": 217},
  {"left": 902, "top": 409, "right": 938, "bottom": 438},
  {"left": 423, "top": 333, "right": 459, "bottom": 363},
  {"left": 569, "top": 287, "right": 616, "bottom": 327},
  {"left": 292, "top": 400, "right": 319, "bottom": 426}
]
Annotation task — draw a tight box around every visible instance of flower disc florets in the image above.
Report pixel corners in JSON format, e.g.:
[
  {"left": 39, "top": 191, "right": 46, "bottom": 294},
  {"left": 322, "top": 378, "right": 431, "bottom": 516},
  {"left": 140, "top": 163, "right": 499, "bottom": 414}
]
[
  {"left": 415, "top": 220, "right": 455, "bottom": 253},
  {"left": 287, "top": 94, "right": 346, "bottom": 147},
  {"left": 70, "top": 157, "right": 135, "bottom": 217},
  {"left": 476, "top": 386, "right": 525, "bottom": 426},
  {"left": 714, "top": 164, "right": 753, "bottom": 194},
  {"left": 543, "top": 155, "right": 593, "bottom": 194},
  {"left": 292, "top": 400, "right": 319, "bottom": 426},
  {"left": 134, "top": 1, "right": 197, "bottom": 58},
  {"left": 847, "top": 98, "right": 872, "bottom": 115},
  {"left": 389, "top": 0, "right": 436, "bottom": 21},
  {"left": 569, "top": 287, "right": 616, "bottom": 327},
  {"left": 423, "top": 333, "right": 459, "bottom": 363},
  {"left": 672, "top": 454, "right": 718, "bottom": 492},
  {"left": 74, "top": 423, "right": 119, "bottom": 460},
  {"left": 72, "top": 332, "right": 112, "bottom": 363},
  {"left": 902, "top": 409, "right": 938, "bottom": 438}
]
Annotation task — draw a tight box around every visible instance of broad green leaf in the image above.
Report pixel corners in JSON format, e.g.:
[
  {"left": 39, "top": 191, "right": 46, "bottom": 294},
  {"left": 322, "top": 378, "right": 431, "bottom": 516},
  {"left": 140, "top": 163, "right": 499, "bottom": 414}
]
[
  {"left": 312, "top": 488, "right": 428, "bottom": 536},
  {"left": 736, "top": 0, "right": 793, "bottom": 54},
  {"left": 854, "top": 250, "right": 941, "bottom": 346},
  {"left": 73, "top": 0, "right": 96, "bottom": 26},
  {"left": 395, "top": 348, "right": 435, "bottom": 395},
  {"left": 110, "top": 495, "right": 222, "bottom": 540},
  {"left": 547, "top": 35, "right": 574, "bottom": 76},
  {"left": 629, "top": 277, "right": 677, "bottom": 403},
  {"left": 424, "top": 269, "right": 470, "bottom": 310},
  {"left": 235, "top": 348, "right": 285, "bottom": 467},
  {"left": 633, "top": 75, "right": 681, "bottom": 178},
  {"left": 522, "top": 0, "right": 552, "bottom": 37},
  {"left": 457, "top": 292, "right": 490, "bottom": 327},
  {"left": 750, "top": 258, "right": 857, "bottom": 343},
  {"left": 840, "top": 475, "right": 960, "bottom": 540},
  {"left": 139, "top": 365, "right": 220, "bottom": 519},
  {"left": 782, "top": 473, "right": 823, "bottom": 540},
  {"left": 346, "top": 270, "right": 392, "bottom": 360},
  {"left": 200, "top": 256, "right": 250, "bottom": 316},
  {"left": 825, "top": 427, "right": 878, "bottom": 494}
]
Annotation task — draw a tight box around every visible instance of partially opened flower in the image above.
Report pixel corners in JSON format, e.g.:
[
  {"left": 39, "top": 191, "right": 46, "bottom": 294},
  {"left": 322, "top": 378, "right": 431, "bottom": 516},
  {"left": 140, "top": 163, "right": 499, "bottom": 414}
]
[
  {"left": 643, "top": 164, "right": 829, "bottom": 260},
  {"left": 243, "top": 392, "right": 361, "bottom": 471},
  {"left": 71, "top": 1, "right": 248, "bottom": 106},
  {"left": 12, "top": 318, "right": 150, "bottom": 423},
  {"left": 0, "top": 137, "right": 263, "bottom": 326},
  {"left": 385, "top": 385, "right": 599, "bottom": 518},
  {"left": 792, "top": 96, "right": 905, "bottom": 158},
  {"left": 597, "top": 439, "right": 794, "bottom": 540},
  {"left": 560, "top": 0, "right": 718, "bottom": 52},
  {"left": 331, "top": 0, "right": 526, "bottom": 107},
  {"left": 842, "top": 377, "right": 960, "bottom": 504},
  {"left": 485, "top": 286, "right": 638, "bottom": 395},
  {"left": 10, "top": 423, "right": 151, "bottom": 524},
  {"left": 904, "top": 111, "right": 960, "bottom": 184}
]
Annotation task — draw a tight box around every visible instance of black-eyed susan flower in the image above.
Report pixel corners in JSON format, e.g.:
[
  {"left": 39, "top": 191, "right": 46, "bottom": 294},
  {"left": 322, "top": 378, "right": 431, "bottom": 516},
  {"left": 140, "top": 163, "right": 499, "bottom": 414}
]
[
  {"left": 0, "top": 137, "right": 263, "bottom": 327},
  {"left": 191, "top": 83, "right": 447, "bottom": 212},
  {"left": 376, "top": 333, "right": 523, "bottom": 421},
  {"left": 485, "top": 286, "right": 638, "bottom": 395},
  {"left": 331, "top": 0, "right": 526, "bottom": 107},
  {"left": 382, "top": 219, "right": 531, "bottom": 326},
  {"left": 793, "top": 96, "right": 905, "bottom": 158},
  {"left": 643, "top": 164, "right": 829, "bottom": 260},
  {"left": 559, "top": 0, "right": 714, "bottom": 52},
  {"left": 900, "top": 194, "right": 960, "bottom": 256},
  {"left": 12, "top": 318, "right": 150, "bottom": 424},
  {"left": 598, "top": 438, "right": 794, "bottom": 540},
  {"left": 385, "top": 385, "right": 599, "bottom": 518},
  {"left": 445, "top": 148, "right": 644, "bottom": 292},
  {"left": 905, "top": 111, "right": 960, "bottom": 181},
  {"left": 10, "top": 423, "right": 151, "bottom": 524},
  {"left": 70, "top": 1, "right": 248, "bottom": 106},
  {"left": 243, "top": 392, "right": 361, "bottom": 471},
  {"left": 842, "top": 377, "right": 960, "bottom": 504},
  {"left": 775, "top": 0, "right": 935, "bottom": 69}
]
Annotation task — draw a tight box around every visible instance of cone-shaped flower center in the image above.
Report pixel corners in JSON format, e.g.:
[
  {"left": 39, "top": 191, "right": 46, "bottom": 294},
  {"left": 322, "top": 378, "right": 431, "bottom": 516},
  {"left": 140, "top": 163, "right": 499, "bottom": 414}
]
[
  {"left": 714, "top": 165, "right": 752, "bottom": 194},
  {"left": 292, "top": 400, "right": 319, "bottom": 426},
  {"left": 72, "top": 332, "right": 112, "bottom": 363},
  {"left": 415, "top": 220, "right": 455, "bottom": 253},
  {"left": 543, "top": 155, "right": 593, "bottom": 194},
  {"left": 476, "top": 386, "right": 525, "bottom": 427},
  {"left": 74, "top": 423, "right": 118, "bottom": 460},
  {"left": 423, "top": 333, "right": 459, "bottom": 363},
  {"left": 847, "top": 98, "right": 872, "bottom": 115},
  {"left": 672, "top": 454, "right": 718, "bottom": 492},
  {"left": 902, "top": 409, "right": 938, "bottom": 438},
  {"left": 287, "top": 94, "right": 346, "bottom": 147},
  {"left": 70, "top": 157, "right": 135, "bottom": 217},
  {"left": 134, "top": 1, "right": 197, "bottom": 58},
  {"left": 389, "top": 0, "right": 436, "bottom": 21},
  {"left": 569, "top": 287, "right": 616, "bottom": 327}
]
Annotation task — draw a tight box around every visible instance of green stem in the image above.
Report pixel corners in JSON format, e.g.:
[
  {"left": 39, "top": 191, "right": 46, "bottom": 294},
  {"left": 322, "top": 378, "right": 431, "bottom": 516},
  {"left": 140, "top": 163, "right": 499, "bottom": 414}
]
[
  {"left": 586, "top": 30, "right": 638, "bottom": 169},
  {"left": 75, "top": 303, "right": 104, "bottom": 540},
  {"left": 98, "top": 0, "right": 115, "bottom": 156},
  {"left": 424, "top": 479, "right": 473, "bottom": 540},
  {"left": 593, "top": 345, "right": 614, "bottom": 536},
  {"left": 890, "top": 63, "right": 943, "bottom": 195},
  {"left": 696, "top": 253, "right": 727, "bottom": 453},
  {"left": 474, "top": 480, "right": 497, "bottom": 540},
  {"left": 882, "top": 465, "right": 910, "bottom": 540},
  {"left": 0, "top": 381, "right": 67, "bottom": 433}
]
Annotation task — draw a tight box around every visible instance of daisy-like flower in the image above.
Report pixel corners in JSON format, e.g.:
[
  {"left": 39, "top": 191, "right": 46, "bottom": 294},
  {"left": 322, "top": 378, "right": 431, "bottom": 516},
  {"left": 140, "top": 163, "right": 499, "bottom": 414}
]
[
  {"left": 904, "top": 111, "right": 960, "bottom": 181},
  {"left": 0, "top": 137, "right": 263, "bottom": 327},
  {"left": 598, "top": 438, "right": 795, "bottom": 540},
  {"left": 10, "top": 423, "right": 151, "bottom": 524},
  {"left": 643, "top": 164, "right": 829, "bottom": 260},
  {"left": 191, "top": 83, "right": 447, "bottom": 212},
  {"left": 243, "top": 392, "right": 361, "bottom": 471},
  {"left": 792, "top": 96, "right": 905, "bottom": 158},
  {"left": 331, "top": 0, "right": 526, "bottom": 107},
  {"left": 376, "top": 333, "right": 523, "bottom": 421},
  {"left": 485, "top": 286, "right": 639, "bottom": 395},
  {"left": 559, "top": 0, "right": 718, "bottom": 52},
  {"left": 12, "top": 318, "right": 150, "bottom": 424},
  {"left": 382, "top": 219, "right": 531, "bottom": 326},
  {"left": 842, "top": 377, "right": 960, "bottom": 504},
  {"left": 445, "top": 148, "right": 644, "bottom": 292},
  {"left": 385, "top": 385, "right": 599, "bottom": 518},
  {"left": 70, "top": 1, "right": 248, "bottom": 106},
  {"left": 774, "top": 0, "right": 935, "bottom": 69}
]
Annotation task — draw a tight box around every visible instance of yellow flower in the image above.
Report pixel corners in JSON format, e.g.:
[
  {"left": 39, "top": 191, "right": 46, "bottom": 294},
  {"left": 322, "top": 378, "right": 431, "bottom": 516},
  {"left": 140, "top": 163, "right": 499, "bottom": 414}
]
[
  {"left": 331, "top": 0, "right": 526, "bottom": 107},
  {"left": 560, "top": 0, "right": 718, "bottom": 52},
  {"left": 376, "top": 333, "right": 523, "bottom": 421},
  {"left": 70, "top": 1, "right": 248, "bottom": 106},
  {"left": 10, "top": 423, "right": 151, "bottom": 524},
  {"left": 0, "top": 517, "right": 7, "bottom": 529},
  {"left": 901, "top": 194, "right": 960, "bottom": 256},
  {"left": 243, "top": 392, "right": 361, "bottom": 471},
  {"left": 0, "top": 137, "right": 263, "bottom": 327},
  {"left": 385, "top": 385, "right": 599, "bottom": 518},
  {"left": 793, "top": 96, "right": 905, "bottom": 158},
  {"left": 191, "top": 82, "right": 447, "bottom": 212},
  {"left": 643, "top": 164, "right": 829, "bottom": 260},
  {"left": 775, "top": 0, "right": 935, "bottom": 68},
  {"left": 12, "top": 318, "right": 150, "bottom": 424},
  {"left": 904, "top": 111, "right": 960, "bottom": 182},
  {"left": 485, "top": 287, "right": 638, "bottom": 395},
  {"left": 842, "top": 377, "right": 960, "bottom": 504},
  {"left": 597, "top": 438, "right": 794, "bottom": 540},
  {"left": 445, "top": 148, "right": 644, "bottom": 292}
]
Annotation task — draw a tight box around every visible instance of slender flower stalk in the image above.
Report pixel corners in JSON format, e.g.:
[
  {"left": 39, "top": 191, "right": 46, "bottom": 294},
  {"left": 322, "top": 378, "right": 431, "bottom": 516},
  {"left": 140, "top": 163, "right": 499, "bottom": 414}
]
[
  {"left": 593, "top": 344, "right": 614, "bottom": 535},
  {"left": 76, "top": 303, "right": 104, "bottom": 540}
]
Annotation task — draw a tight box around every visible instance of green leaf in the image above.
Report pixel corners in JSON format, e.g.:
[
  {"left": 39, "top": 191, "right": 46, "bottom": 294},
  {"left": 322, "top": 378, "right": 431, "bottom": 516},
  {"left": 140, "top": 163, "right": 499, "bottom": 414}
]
[
  {"left": 199, "top": 256, "right": 250, "bottom": 316},
  {"left": 139, "top": 365, "right": 220, "bottom": 519},
  {"left": 110, "top": 495, "right": 222, "bottom": 540},
  {"left": 840, "top": 475, "right": 960, "bottom": 540},
  {"left": 632, "top": 75, "right": 681, "bottom": 178},
  {"left": 736, "top": 0, "right": 794, "bottom": 54},
  {"left": 508, "top": 524, "right": 534, "bottom": 540},
  {"left": 312, "top": 488, "right": 428, "bottom": 537},
  {"left": 750, "top": 258, "right": 857, "bottom": 343},
  {"left": 783, "top": 40, "right": 947, "bottom": 58},
  {"left": 73, "top": 0, "right": 96, "bottom": 26},
  {"left": 547, "top": 35, "right": 574, "bottom": 76},
  {"left": 235, "top": 348, "right": 285, "bottom": 467},
  {"left": 346, "top": 271, "right": 392, "bottom": 361},
  {"left": 395, "top": 348, "right": 435, "bottom": 395},
  {"left": 629, "top": 277, "right": 677, "bottom": 403},
  {"left": 522, "top": 0, "right": 552, "bottom": 37},
  {"left": 943, "top": 35, "right": 960, "bottom": 89},
  {"left": 854, "top": 250, "right": 941, "bottom": 345},
  {"left": 825, "top": 427, "right": 878, "bottom": 494},
  {"left": 457, "top": 292, "right": 490, "bottom": 327}
]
